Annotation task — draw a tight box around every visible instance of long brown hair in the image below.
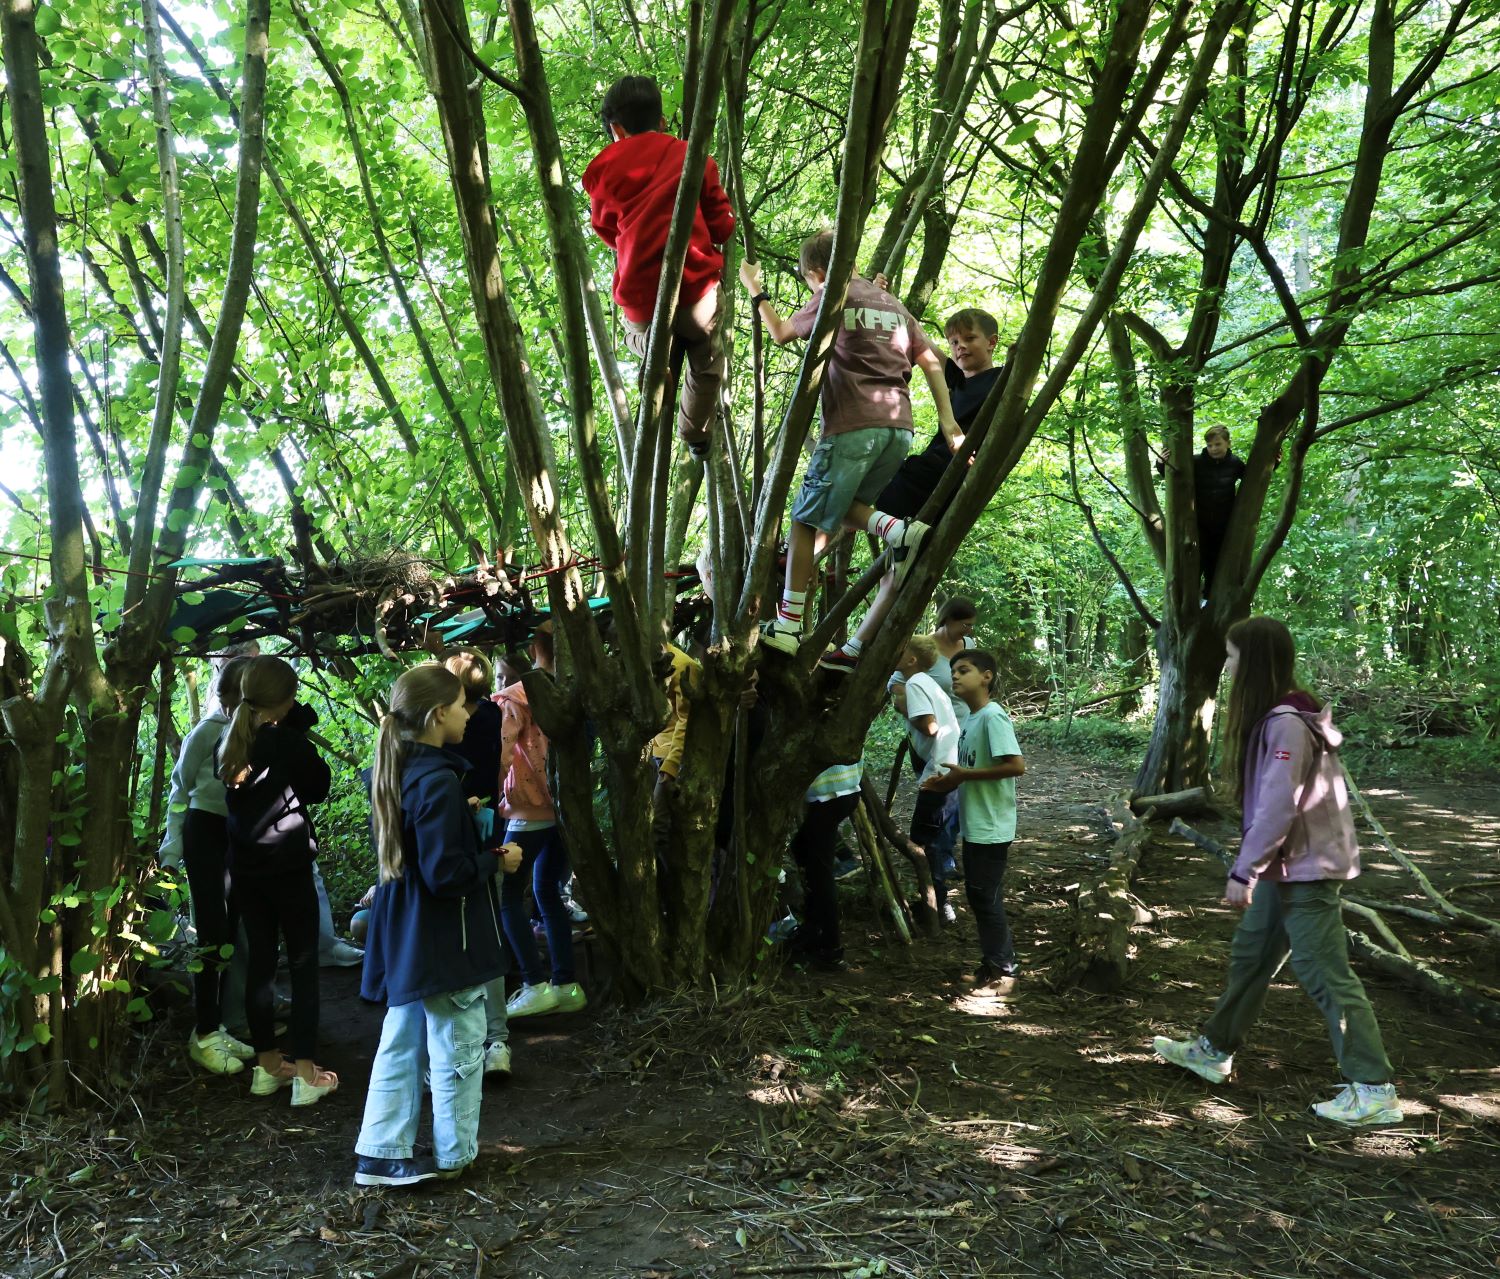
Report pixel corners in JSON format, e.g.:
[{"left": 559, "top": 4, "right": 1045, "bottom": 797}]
[
  {"left": 1222, "top": 617, "right": 1306, "bottom": 801},
  {"left": 218, "top": 655, "right": 298, "bottom": 785},
  {"left": 371, "top": 664, "right": 464, "bottom": 883}
]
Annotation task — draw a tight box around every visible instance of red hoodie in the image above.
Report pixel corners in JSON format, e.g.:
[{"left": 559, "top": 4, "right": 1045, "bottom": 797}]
[{"left": 583, "top": 132, "right": 736, "bottom": 324}]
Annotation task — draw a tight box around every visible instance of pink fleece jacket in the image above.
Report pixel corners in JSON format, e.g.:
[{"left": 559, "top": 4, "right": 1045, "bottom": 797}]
[
  {"left": 1232, "top": 696, "right": 1360, "bottom": 886},
  {"left": 494, "top": 684, "right": 555, "bottom": 825}
]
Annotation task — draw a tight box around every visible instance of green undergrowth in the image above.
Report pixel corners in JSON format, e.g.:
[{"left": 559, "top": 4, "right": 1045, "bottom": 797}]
[{"left": 1021, "top": 713, "right": 1151, "bottom": 769}]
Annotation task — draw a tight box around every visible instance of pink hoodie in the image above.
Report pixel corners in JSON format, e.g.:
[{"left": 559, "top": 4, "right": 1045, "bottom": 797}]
[
  {"left": 1232, "top": 696, "right": 1360, "bottom": 886},
  {"left": 494, "top": 684, "right": 555, "bottom": 825}
]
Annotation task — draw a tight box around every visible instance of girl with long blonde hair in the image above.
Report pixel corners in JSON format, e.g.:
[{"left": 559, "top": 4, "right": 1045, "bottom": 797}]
[
  {"left": 219, "top": 654, "right": 338, "bottom": 1106},
  {"left": 354, "top": 664, "right": 519, "bottom": 1188},
  {"left": 1153, "top": 617, "right": 1401, "bottom": 1127}
]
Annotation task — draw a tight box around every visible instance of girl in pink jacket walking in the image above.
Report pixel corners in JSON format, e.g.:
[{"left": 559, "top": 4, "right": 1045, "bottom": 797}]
[{"left": 1154, "top": 617, "right": 1401, "bottom": 1126}]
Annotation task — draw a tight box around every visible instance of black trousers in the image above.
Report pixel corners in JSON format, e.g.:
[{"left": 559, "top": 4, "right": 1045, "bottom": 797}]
[
  {"left": 182, "top": 810, "right": 237, "bottom": 1037},
  {"left": 964, "top": 840, "right": 1016, "bottom": 972},
  {"left": 233, "top": 865, "right": 320, "bottom": 1059},
  {"left": 789, "top": 792, "right": 861, "bottom": 959}
]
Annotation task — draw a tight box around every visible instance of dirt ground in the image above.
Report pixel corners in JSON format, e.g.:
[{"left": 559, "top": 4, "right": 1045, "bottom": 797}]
[{"left": 4, "top": 746, "right": 1499, "bottom": 1279}]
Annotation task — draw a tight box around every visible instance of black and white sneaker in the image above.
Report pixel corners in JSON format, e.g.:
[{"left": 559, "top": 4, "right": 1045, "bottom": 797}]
[
  {"left": 354, "top": 1155, "right": 439, "bottom": 1187},
  {"left": 890, "top": 519, "right": 931, "bottom": 586}
]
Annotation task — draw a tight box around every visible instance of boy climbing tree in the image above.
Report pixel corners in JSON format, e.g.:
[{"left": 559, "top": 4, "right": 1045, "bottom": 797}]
[
  {"left": 584, "top": 75, "right": 736, "bottom": 459},
  {"left": 740, "top": 231, "right": 962, "bottom": 663}
]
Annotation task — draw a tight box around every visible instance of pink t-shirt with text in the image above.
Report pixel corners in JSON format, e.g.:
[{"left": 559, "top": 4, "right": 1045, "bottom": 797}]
[{"left": 790, "top": 276, "right": 934, "bottom": 437}]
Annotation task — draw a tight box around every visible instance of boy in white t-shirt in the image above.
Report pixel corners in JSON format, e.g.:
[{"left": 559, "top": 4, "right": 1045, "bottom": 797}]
[
  {"left": 921, "top": 649, "right": 1025, "bottom": 986},
  {"left": 894, "top": 636, "right": 961, "bottom": 921}
]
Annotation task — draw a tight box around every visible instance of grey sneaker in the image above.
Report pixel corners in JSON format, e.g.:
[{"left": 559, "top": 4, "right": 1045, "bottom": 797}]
[
  {"left": 483, "top": 1041, "right": 512, "bottom": 1077},
  {"left": 1152, "top": 1034, "right": 1233, "bottom": 1084},
  {"left": 1313, "top": 1082, "right": 1402, "bottom": 1127}
]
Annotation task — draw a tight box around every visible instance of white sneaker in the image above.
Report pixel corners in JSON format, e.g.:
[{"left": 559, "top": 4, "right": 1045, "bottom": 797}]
[
  {"left": 550, "top": 982, "right": 588, "bottom": 1013},
  {"left": 320, "top": 939, "right": 365, "bottom": 968},
  {"left": 890, "top": 519, "right": 930, "bottom": 586},
  {"left": 215, "top": 1026, "right": 255, "bottom": 1060},
  {"left": 483, "top": 1041, "right": 512, "bottom": 1077},
  {"left": 561, "top": 893, "right": 589, "bottom": 924},
  {"left": 250, "top": 1063, "right": 293, "bottom": 1096},
  {"left": 759, "top": 618, "right": 803, "bottom": 655},
  {"left": 941, "top": 903, "right": 957, "bottom": 925},
  {"left": 1313, "top": 1082, "right": 1402, "bottom": 1127},
  {"left": 506, "top": 982, "right": 559, "bottom": 1018},
  {"left": 291, "top": 1068, "right": 339, "bottom": 1107},
  {"left": 188, "top": 1030, "right": 245, "bottom": 1076},
  {"left": 1152, "top": 1034, "right": 1233, "bottom": 1084}
]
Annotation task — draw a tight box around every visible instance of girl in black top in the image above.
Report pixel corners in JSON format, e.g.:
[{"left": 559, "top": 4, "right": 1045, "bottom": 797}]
[{"left": 219, "top": 655, "right": 337, "bottom": 1106}]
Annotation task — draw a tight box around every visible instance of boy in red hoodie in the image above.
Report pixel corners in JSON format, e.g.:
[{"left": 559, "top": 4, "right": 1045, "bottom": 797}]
[{"left": 583, "top": 76, "right": 736, "bottom": 458}]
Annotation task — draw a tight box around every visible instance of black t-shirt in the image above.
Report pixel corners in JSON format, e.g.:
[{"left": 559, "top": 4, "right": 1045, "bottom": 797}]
[{"left": 879, "top": 359, "right": 1005, "bottom": 516}]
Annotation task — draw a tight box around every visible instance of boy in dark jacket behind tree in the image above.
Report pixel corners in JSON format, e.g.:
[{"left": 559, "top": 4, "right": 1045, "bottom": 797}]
[
  {"left": 583, "top": 75, "right": 736, "bottom": 458},
  {"left": 1159, "top": 424, "right": 1248, "bottom": 598}
]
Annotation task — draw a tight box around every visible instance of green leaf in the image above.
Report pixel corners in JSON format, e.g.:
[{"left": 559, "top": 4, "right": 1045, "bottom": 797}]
[
  {"left": 35, "top": 7, "right": 62, "bottom": 37},
  {"left": 171, "top": 626, "right": 197, "bottom": 644},
  {"left": 34, "top": 1023, "right": 53, "bottom": 1045},
  {"left": 69, "top": 950, "right": 103, "bottom": 975},
  {"left": 1005, "top": 122, "right": 1040, "bottom": 146}
]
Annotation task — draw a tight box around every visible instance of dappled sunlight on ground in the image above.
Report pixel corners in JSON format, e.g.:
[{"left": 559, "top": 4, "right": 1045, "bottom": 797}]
[{"left": 9, "top": 746, "right": 1496, "bottom": 1278}]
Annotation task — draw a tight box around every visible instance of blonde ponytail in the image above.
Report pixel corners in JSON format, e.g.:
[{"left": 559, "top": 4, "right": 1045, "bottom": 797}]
[
  {"left": 217, "top": 655, "right": 298, "bottom": 784},
  {"left": 370, "top": 664, "right": 465, "bottom": 883},
  {"left": 371, "top": 715, "right": 409, "bottom": 883}
]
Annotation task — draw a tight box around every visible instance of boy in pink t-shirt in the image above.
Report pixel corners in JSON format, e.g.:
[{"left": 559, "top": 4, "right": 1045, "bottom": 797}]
[{"left": 740, "top": 230, "right": 961, "bottom": 663}]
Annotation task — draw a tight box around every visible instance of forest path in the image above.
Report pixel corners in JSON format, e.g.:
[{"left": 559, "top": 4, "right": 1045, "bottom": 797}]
[{"left": 5, "top": 747, "right": 1498, "bottom": 1278}]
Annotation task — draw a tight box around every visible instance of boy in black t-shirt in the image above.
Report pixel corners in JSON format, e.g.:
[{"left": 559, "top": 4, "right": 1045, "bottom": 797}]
[{"left": 821, "top": 308, "right": 1008, "bottom": 672}]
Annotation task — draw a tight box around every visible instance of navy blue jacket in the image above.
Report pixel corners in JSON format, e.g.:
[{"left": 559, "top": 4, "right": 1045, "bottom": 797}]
[
  {"left": 360, "top": 743, "right": 507, "bottom": 1007},
  {"left": 451, "top": 697, "right": 503, "bottom": 813},
  {"left": 222, "top": 702, "right": 330, "bottom": 878}
]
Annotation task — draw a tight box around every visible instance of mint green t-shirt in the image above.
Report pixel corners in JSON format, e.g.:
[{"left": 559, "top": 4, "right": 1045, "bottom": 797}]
[{"left": 957, "top": 701, "right": 1022, "bottom": 844}]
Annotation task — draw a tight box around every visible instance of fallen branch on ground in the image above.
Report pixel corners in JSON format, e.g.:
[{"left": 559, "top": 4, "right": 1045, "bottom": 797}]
[{"left": 1170, "top": 819, "right": 1500, "bottom": 1030}]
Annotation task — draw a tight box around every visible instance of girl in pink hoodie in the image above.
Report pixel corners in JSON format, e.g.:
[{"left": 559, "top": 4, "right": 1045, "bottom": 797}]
[
  {"left": 493, "top": 624, "right": 586, "bottom": 1020},
  {"left": 1153, "top": 617, "right": 1401, "bottom": 1127}
]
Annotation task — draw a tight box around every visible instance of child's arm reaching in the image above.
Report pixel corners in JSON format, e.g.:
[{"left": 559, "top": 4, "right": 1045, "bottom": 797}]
[
  {"left": 915, "top": 346, "right": 964, "bottom": 451},
  {"left": 739, "top": 260, "right": 801, "bottom": 345},
  {"left": 921, "top": 754, "right": 1025, "bottom": 793}
]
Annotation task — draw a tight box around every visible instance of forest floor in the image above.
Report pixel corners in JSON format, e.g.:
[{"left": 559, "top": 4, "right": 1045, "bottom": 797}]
[{"left": 4, "top": 745, "right": 1500, "bottom": 1279}]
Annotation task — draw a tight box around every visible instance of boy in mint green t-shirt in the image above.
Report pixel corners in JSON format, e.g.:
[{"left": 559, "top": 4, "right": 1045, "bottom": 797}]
[{"left": 921, "top": 650, "right": 1025, "bottom": 986}]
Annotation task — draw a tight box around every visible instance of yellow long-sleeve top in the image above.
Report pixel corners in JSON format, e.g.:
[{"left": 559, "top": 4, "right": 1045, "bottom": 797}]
[{"left": 649, "top": 644, "right": 701, "bottom": 779}]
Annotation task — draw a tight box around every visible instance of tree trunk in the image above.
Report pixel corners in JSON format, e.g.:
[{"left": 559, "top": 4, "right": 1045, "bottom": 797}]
[{"left": 1133, "top": 610, "right": 1234, "bottom": 795}]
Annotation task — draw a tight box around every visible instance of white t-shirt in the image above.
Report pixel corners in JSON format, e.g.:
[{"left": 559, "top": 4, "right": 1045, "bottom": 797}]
[{"left": 903, "top": 671, "right": 960, "bottom": 781}]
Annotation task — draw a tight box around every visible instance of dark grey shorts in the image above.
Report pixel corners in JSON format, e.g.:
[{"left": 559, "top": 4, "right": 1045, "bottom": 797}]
[{"left": 790, "top": 428, "right": 913, "bottom": 533}]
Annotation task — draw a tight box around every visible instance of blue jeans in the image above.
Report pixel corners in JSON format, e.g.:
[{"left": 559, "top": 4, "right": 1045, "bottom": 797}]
[
  {"left": 500, "top": 826, "right": 574, "bottom": 985},
  {"left": 355, "top": 985, "right": 487, "bottom": 1170},
  {"left": 911, "top": 789, "right": 957, "bottom": 909}
]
